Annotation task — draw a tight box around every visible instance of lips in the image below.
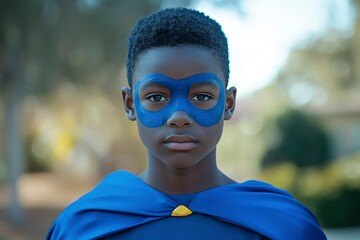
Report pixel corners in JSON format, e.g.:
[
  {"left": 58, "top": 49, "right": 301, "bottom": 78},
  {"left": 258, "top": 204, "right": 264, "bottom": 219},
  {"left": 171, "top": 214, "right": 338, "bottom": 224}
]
[{"left": 163, "top": 134, "right": 198, "bottom": 151}]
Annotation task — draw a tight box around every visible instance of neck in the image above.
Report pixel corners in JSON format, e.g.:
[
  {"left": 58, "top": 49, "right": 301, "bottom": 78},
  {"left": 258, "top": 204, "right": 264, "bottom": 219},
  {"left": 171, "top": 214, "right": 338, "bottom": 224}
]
[{"left": 139, "top": 151, "right": 235, "bottom": 194}]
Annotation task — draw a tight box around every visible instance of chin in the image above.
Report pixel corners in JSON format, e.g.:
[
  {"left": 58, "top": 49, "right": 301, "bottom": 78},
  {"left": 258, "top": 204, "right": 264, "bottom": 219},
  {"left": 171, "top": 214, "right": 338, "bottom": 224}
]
[{"left": 161, "top": 157, "right": 201, "bottom": 170}]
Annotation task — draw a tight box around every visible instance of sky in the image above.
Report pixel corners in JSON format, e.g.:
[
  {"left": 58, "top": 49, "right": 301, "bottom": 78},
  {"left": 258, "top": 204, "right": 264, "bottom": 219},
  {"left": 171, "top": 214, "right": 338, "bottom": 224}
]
[{"left": 184, "top": 0, "right": 355, "bottom": 97}]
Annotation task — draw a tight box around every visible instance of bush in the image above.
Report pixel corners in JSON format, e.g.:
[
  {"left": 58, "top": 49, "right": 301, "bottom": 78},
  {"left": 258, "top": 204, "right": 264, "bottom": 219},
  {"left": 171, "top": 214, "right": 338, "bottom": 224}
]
[{"left": 259, "top": 153, "right": 360, "bottom": 228}]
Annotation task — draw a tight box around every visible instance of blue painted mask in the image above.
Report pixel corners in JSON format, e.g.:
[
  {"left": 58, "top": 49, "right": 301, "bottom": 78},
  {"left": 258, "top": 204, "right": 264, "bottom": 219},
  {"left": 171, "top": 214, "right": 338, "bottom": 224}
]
[{"left": 134, "top": 73, "right": 225, "bottom": 128}]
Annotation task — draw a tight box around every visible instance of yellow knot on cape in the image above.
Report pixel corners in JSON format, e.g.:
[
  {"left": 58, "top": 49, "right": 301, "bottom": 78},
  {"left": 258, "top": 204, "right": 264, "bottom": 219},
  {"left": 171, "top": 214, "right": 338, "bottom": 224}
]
[{"left": 171, "top": 205, "right": 193, "bottom": 217}]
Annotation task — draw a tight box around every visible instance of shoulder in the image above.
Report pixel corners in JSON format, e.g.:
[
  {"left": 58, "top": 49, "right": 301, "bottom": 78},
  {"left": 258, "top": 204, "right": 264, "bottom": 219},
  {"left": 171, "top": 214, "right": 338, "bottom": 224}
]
[
  {"left": 190, "top": 180, "right": 327, "bottom": 240},
  {"left": 46, "top": 170, "right": 143, "bottom": 239},
  {"left": 52, "top": 170, "right": 140, "bottom": 214},
  {"left": 237, "top": 179, "right": 291, "bottom": 193}
]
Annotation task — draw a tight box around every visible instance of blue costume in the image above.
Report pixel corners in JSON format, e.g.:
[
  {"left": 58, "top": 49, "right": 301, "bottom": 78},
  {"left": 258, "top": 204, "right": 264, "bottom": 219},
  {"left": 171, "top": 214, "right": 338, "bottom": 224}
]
[{"left": 46, "top": 171, "right": 327, "bottom": 239}]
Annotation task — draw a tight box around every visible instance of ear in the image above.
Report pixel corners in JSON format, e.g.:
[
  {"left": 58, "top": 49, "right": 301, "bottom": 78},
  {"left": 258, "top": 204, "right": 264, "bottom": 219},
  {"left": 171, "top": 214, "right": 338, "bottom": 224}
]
[
  {"left": 121, "top": 86, "right": 136, "bottom": 121},
  {"left": 224, "top": 86, "right": 237, "bottom": 120}
]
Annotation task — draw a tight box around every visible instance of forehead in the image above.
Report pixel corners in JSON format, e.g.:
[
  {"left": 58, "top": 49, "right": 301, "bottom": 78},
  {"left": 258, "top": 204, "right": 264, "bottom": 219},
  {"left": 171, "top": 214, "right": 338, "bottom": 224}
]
[
  {"left": 136, "top": 73, "right": 222, "bottom": 92},
  {"left": 132, "top": 46, "right": 225, "bottom": 87}
]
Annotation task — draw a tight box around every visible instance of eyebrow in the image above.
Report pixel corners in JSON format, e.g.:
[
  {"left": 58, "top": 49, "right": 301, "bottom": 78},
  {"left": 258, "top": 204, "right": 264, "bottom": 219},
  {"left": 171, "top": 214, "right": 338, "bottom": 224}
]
[
  {"left": 138, "top": 82, "right": 169, "bottom": 91},
  {"left": 191, "top": 81, "right": 219, "bottom": 90}
]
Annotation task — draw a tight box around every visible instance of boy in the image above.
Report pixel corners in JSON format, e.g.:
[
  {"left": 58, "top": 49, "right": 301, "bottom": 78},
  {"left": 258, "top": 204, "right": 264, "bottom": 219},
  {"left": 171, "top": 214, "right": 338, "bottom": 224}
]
[{"left": 47, "top": 8, "right": 327, "bottom": 239}]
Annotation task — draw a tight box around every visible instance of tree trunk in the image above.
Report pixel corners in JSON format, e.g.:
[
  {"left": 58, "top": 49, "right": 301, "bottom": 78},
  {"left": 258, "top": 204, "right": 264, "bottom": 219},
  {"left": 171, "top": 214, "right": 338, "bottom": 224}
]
[{"left": 3, "top": 49, "right": 25, "bottom": 226}]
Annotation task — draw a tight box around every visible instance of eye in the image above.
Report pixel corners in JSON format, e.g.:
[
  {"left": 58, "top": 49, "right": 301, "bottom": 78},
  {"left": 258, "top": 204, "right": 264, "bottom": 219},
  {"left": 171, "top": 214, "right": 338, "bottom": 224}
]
[
  {"left": 191, "top": 93, "right": 213, "bottom": 102},
  {"left": 147, "top": 94, "right": 167, "bottom": 102}
]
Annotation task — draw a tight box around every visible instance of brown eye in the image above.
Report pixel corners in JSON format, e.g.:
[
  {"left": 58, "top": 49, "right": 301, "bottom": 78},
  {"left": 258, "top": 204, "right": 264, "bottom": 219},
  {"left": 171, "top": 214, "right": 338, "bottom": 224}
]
[
  {"left": 191, "top": 93, "right": 212, "bottom": 102},
  {"left": 147, "top": 94, "right": 167, "bottom": 102}
]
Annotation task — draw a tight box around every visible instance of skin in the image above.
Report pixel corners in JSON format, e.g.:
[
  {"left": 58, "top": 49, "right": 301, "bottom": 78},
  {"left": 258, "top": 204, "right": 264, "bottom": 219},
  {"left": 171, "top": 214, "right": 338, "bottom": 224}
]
[{"left": 122, "top": 45, "right": 237, "bottom": 194}]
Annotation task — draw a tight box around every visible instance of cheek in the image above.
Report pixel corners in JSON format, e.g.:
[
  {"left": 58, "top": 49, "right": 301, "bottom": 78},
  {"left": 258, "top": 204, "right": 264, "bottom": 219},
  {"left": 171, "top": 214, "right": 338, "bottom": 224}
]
[
  {"left": 136, "top": 122, "right": 163, "bottom": 153},
  {"left": 208, "top": 121, "right": 224, "bottom": 144},
  {"left": 193, "top": 120, "right": 224, "bottom": 148},
  {"left": 136, "top": 122, "right": 152, "bottom": 143}
]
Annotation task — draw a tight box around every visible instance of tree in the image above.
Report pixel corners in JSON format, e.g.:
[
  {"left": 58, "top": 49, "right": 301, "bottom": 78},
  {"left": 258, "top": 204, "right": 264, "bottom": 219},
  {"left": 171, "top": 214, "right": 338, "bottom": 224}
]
[
  {"left": 274, "top": 0, "right": 360, "bottom": 106},
  {"left": 0, "top": 0, "right": 166, "bottom": 225},
  {"left": 261, "top": 109, "right": 330, "bottom": 168}
]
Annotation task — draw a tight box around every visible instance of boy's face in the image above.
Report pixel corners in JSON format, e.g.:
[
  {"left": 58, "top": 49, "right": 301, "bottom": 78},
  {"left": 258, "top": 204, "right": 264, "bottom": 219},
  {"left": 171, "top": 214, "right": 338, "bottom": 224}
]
[{"left": 122, "top": 46, "right": 236, "bottom": 169}]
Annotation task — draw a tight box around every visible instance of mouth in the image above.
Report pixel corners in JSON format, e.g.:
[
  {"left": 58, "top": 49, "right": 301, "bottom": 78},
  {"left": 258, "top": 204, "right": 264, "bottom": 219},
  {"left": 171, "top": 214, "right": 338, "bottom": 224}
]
[{"left": 163, "top": 134, "right": 198, "bottom": 151}]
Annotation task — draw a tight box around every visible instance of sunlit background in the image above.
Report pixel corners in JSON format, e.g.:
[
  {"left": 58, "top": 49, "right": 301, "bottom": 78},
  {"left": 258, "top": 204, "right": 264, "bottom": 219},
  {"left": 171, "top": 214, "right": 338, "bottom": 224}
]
[{"left": 1, "top": 0, "right": 360, "bottom": 239}]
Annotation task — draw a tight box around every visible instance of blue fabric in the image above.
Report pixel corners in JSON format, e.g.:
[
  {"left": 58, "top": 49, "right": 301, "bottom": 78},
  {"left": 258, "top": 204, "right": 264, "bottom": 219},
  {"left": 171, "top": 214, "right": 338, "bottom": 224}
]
[
  {"left": 107, "top": 213, "right": 264, "bottom": 240},
  {"left": 106, "top": 193, "right": 265, "bottom": 240},
  {"left": 46, "top": 170, "right": 327, "bottom": 240},
  {"left": 169, "top": 193, "right": 196, "bottom": 206},
  {"left": 134, "top": 73, "right": 225, "bottom": 128}
]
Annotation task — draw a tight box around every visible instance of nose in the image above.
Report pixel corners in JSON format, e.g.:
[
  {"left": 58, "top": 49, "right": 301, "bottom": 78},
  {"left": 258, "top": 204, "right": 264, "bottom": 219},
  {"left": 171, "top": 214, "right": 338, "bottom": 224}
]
[{"left": 166, "top": 111, "right": 194, "bottom": 128}]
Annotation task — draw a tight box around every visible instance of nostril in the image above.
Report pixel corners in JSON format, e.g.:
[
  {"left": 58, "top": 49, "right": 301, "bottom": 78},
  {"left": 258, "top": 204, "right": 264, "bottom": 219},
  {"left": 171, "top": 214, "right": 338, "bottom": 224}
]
[
  {"left": 166, "top": 111, "right": 194, "bottom": 127},
  {"left": 169, "top": 121, "right": 191, "bottom": 127}
]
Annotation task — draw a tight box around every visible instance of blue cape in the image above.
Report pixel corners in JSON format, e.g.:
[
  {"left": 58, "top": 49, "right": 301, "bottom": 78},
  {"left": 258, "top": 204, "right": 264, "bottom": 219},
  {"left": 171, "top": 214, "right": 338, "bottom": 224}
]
[{"left": 46, "top": 171, "right": 327, "bottom": 239}]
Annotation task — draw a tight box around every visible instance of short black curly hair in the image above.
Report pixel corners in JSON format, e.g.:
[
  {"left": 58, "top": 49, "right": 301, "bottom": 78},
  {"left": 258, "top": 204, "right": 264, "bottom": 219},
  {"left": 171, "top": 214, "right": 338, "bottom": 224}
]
[{"left": 126, "top": 7, "right": 229, "bottom": 88}]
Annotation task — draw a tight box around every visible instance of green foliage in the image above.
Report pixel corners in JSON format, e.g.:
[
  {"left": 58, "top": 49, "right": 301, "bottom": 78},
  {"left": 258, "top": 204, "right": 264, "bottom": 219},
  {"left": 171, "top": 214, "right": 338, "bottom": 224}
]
[
  {"left": 299, "top": 153, "right": 360, "bottom": 227},
  {"left": 310, "top": 188, "right": 360, "bottom": 228},
  {"left": 261, "top": 153, "right": 360, "bottom": 228},
  {"left": 274, "top": 0, "right": 360, "bottom": 104},
  {"left": 0, "top": 0, "right": 164, "bottom": 95},
  {"left": 257, "top": 0, "right": 360, "bottom": 228},
  {"left": 24, "top": 133, "right": 52, "bottom": 173},
  {"left": 261, "top": 109, "right": 330, "bottom": 168},
  {"left": 1, "top": 0, "right": 167, "bottom": 175}
]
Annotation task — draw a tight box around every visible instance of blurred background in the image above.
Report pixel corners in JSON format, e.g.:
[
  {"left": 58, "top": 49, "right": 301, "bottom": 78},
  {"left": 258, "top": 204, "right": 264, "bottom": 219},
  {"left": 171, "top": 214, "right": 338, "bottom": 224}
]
[{"left": 1, "top": 0, "right": 360, "bottom": 239}]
